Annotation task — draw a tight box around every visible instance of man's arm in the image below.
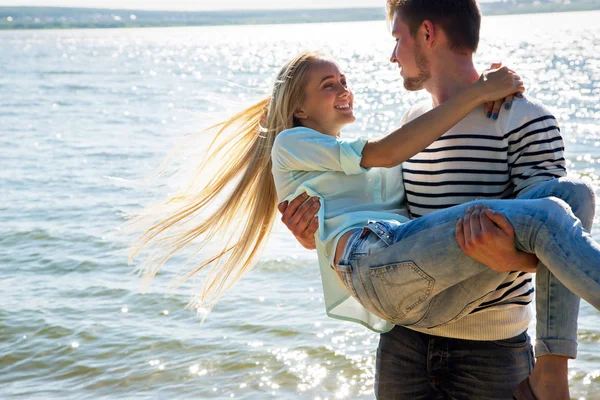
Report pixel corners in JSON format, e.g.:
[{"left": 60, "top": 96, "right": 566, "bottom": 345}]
[{"left": 455, "top": 98, "right": 564, "bottom": 269}]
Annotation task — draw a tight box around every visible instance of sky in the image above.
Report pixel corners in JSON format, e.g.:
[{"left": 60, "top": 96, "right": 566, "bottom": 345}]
[{"left": 0, "top": 0, "right": 395, "bottom": 11}]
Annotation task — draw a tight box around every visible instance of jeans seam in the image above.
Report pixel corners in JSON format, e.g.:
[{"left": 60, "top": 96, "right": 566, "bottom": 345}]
[
  {"left": 349, "top": 233, "right": 366, "bottom": 260},
  {"left": 539, "top": 220, "right": 590, "bottom": 282},
  {"left": 512, "top": 209, "right": 549, "bottom": 255},
  {"left": 541, "top": 263, "right": 551, "bottom": 340},
  {"left": 338, "top": 230, "right": 364, "bottom": 265}
]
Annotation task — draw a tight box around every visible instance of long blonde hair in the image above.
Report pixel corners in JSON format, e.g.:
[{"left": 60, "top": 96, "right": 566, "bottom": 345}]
[{"left": 130, "top": 51, "right": 323, "bottom": 312}]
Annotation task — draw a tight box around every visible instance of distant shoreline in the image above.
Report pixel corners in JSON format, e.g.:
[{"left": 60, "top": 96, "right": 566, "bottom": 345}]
[{"left": 0, "top": 4, "right": 599, "bottom": 30}]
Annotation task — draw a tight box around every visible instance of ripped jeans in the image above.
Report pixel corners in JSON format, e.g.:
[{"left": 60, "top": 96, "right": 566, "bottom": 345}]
[{"left": 336, "top": 177, "right": 597, "bottom": 359}]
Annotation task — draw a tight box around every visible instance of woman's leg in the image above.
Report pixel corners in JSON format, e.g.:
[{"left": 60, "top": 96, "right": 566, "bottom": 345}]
[
  {"left": 507, "top": 196, "right": 599, "bottom": 311},
  {"left": 514, "top": 177, "right": 596, "bottom": 399},
  {"left": 517, "top": 177, "right": 596, "bottom": 359},
  {"left": 350, "top": 195, "right": 600, "bottom": 328}
]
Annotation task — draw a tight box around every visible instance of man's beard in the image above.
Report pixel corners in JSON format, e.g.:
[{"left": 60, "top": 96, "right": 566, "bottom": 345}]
[{"left": 403, "top": 43, "right": 431, "bottom": 91}]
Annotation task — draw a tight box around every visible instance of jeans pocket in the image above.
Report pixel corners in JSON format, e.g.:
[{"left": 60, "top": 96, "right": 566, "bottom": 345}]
[{"left": 368, "top": 261, "right": 434, "bottom": 323}]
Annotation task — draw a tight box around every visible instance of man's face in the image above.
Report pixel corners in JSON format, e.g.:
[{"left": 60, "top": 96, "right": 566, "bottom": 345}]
[{"left": 390, "top": 12, "right": 431, "bottom": 91}]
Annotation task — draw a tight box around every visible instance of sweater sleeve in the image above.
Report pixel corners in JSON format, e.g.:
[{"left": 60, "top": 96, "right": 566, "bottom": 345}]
[
  {"left": 272, "top": 127, "right": 369, "bottom": 175},
  {"left": 507, "top": 98, "right": 567, "bottom": 196}
]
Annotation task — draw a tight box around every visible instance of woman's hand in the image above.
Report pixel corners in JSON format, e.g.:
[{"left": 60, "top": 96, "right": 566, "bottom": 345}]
[
  {"left": 478, "top": 62, "right": 525, "bottom": 119},
  {"left": 455, "top": 204, "right": 538, "bottom": 273}
]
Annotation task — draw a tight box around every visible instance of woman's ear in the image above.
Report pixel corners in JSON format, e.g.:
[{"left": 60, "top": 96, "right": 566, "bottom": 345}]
[{"left": 293, "top": 107, "right": 308, "bottom": 120}]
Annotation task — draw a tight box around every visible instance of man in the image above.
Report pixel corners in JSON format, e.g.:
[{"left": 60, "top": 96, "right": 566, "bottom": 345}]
[{"left": 279, "top": 1, "right": 594, "bottom": 398}]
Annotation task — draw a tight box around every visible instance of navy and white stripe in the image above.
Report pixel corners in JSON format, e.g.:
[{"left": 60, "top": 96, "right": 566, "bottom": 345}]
[{"left": 401, "top": 98, "right": 566, "bottom": 314}]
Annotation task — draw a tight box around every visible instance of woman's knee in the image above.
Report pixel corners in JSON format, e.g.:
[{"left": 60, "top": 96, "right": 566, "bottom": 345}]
[
  {"left": 561, "top": 176, "right": 596, "bottom": 207},
  {"left": 557, "top": 177, "right": 596, "bottom": 229},
  {"left": 538, "top": 197, "right": 574, "bottom": 221}
]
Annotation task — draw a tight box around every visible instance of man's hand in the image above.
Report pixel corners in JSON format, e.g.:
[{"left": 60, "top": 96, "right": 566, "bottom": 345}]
[
  {"left": 278, "top": 193, "right": 320, "bottom": 250},
  {"left": 455, "top": 204, "right": 538, "bottom": 273}
]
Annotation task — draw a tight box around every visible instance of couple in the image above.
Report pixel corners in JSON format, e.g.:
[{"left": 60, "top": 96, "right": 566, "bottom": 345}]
[
  {"left": 131, "top": 1, "right": 599, "bottom": 399},
  {"left": 276, "top": 1, "right": 597, "bottom": 399}
]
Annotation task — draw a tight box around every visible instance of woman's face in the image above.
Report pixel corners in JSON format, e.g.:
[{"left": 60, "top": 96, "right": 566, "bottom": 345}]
[{"left": 294, "top": 60, "right": 356, "bottom": 136}]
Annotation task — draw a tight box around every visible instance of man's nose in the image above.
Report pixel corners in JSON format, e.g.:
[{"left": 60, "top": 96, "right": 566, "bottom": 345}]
[{"left": 390, "top": 44, "right": 398, "bottom": 63}]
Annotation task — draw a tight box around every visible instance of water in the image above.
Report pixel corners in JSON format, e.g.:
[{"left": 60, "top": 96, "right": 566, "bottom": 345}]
[{"left": 1, "top": 10, "right": 599, "bottom": 399}]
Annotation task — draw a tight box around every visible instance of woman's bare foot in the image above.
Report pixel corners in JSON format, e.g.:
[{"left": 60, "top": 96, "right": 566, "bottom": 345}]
[{"left": 526, "top": 355, "right": 570, "bottom": 400}]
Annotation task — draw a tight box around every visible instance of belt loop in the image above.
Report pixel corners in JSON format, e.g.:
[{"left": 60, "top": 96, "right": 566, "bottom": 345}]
[
  {"left": 366, "top": 221, "right": 393, "bottom": 246},
  {"left": 336, "top": 263, "right": 353, "bottom": 273}
]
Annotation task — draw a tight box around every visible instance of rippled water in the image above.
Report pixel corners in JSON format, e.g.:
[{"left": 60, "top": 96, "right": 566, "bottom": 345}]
[{"left": 1, "top": 10, "right": 599, "bottom": 399}]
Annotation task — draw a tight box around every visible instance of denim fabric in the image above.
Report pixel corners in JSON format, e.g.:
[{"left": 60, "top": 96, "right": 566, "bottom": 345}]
[
  {"left": 336, "top": 177, "right": 599, "bottom": 398},
  {"left": 375, "top": 325, "right": 534, "bottom": 400},
  {"left": 516, "top": 177, "right": 596, "bottom": 358},
  {"left": 337, "top": 228, "right": 389, "bottom": 301},
  {"left": 336, "top": 178, "right": 600, "bottom": 330}
]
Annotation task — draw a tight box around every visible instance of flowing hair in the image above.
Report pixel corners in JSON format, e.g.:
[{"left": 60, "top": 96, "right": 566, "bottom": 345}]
[{"left": 129, "top": 51, "right": 323, "bottom": 313}]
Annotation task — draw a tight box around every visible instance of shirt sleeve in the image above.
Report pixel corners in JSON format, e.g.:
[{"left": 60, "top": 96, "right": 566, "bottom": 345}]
[
  {"left": 507, "top": 99, "right": 567, "bottom": 196},
  {"left": 272, "top": 128, "right": 369, "bottom": 175}
]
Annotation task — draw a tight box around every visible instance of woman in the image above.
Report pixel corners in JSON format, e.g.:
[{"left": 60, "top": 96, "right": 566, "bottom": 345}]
[{"left": 131, "top": 52, "right": 599, "bottom": 399}]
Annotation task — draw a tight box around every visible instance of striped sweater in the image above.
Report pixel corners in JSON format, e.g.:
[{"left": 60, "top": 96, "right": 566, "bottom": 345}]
[{"left": 401, "top": 96, "right": 567, "bottom": 340}]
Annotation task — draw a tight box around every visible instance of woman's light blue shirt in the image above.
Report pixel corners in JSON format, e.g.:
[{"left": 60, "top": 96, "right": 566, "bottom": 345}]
[{"left": 271, "top": 126, "right": 410, "bottom": 332}]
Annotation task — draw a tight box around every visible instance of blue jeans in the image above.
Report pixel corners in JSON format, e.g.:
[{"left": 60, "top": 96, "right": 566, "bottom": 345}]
[
  {"left": 337, "top": 177, "right": 599, "bottom": 330},
  {"left": 336, "top": 177, "right": 598, "bottom": 398},
  {"left": 375, "top": 326, "right": 534, "bottom": 400},
  {"left": 516, "top": 177, "right": 596, "bottom": 358}
]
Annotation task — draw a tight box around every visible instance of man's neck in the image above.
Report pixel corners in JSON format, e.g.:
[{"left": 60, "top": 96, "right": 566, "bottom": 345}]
[{"left": 425, "top": 52, "right": 480, "bottom": 107}]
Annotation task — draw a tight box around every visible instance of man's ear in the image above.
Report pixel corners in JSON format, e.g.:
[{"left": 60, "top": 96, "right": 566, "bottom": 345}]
[
  {"left": 421, "top": 20, "right": 436, "bottom": 48},
  {"left": 294, "top": 107, "right": 308, "bottom": 120}
]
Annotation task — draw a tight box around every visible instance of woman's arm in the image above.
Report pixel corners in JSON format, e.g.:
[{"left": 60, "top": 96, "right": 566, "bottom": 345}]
[{"left": 361, "top": 67, "right": 524, "bottom": 168}]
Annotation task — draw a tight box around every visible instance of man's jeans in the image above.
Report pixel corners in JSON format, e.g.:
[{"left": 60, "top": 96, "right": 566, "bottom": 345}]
[
  {"left": 376, "top": 326, "right": 534, "bottom": 400},
  {"left": 337, "top": 177, "right": 597, "bottom": 398}
]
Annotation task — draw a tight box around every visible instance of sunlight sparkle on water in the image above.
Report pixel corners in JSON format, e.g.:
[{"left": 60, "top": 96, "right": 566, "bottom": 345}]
[
  {"left": 1, "top": 11, "right": 599, "bottom": 400},
  {"left": 583, "top": 370, "right": 600, "bottom": 385}
]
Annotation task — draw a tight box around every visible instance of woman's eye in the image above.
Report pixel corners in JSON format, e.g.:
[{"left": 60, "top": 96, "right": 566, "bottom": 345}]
[{"left": 324, "top": 83, "right": 333, "bottom": 88}]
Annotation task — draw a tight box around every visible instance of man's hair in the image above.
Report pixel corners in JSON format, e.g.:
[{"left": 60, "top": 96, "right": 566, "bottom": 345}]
[{"left": 386, "top": 0, "right": 481, "bottom": 53}]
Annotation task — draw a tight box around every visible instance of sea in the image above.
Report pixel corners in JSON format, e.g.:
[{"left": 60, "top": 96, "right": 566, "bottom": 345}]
[{"left": 1, "top": 10, "right": 599, "bottom": 400}]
